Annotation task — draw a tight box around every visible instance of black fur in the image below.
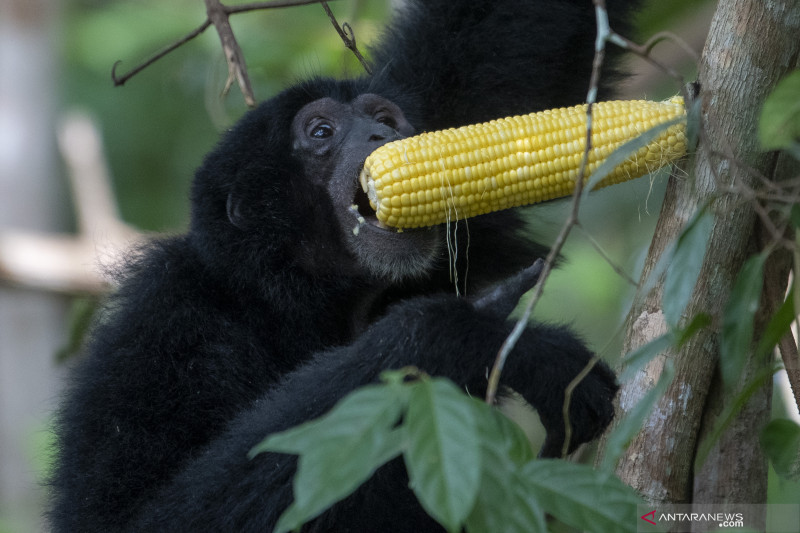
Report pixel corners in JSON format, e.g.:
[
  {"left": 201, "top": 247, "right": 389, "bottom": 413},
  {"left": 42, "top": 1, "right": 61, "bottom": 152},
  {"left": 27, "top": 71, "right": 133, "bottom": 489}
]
[{"left": 50, "top": 1, "right": 639, "bottom": 531}]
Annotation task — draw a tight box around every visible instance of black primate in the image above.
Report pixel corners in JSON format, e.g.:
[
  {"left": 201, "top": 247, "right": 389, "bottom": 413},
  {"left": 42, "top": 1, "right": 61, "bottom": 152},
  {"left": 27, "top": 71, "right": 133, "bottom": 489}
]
[{"left": 50, "top": 1, "right": 640, "bottom": 531}]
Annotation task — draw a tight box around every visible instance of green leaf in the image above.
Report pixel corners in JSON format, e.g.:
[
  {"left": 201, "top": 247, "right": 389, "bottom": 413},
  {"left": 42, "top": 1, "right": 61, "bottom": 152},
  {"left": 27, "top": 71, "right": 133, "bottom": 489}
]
[
  {"left": 524, "top": 460, "right": 642, "bottom": 533},
  {"left": 271, "top": 502, "right": 309, "bottom": 533},
  {"left": 250, "top": 383, "right": 408, "bottom": 458},
  {"left": 56, "top": 296, "right": 100, "bottom": 363},
  {"left": 600, "top": 361, "right": 675, "bottom": 472},
  {"left": 618, "top": 332, "right": 675, "bottom": 383},
  {"left": 695, "top": 363, "right": 779, "bottom": 468},
  {"left": 760, "top": 419, "right": 800, "bottom": 478},
  {"left": 662, "top": 209, "right": 714, "bottom": 327},
  {"left": 465, "top": 464, "right": 546, "bottom": 533},
  {"left": 617, "top": 308, "right": 710, "bottom": 382},
  {"left": 791, "top": 204, "right": 800, "bottom": 229},
  {"left": 404, "top": 379, "right": 482, "bottom": 532},
  {"left": 792, "top": 216, "right": 800, "bottom": 319},
  {"left": 759, "top": 71, "right": 800, "bottom": 152},
  {"left": 469, "top": 396, "right": 537, "bottom": 465},
  {"left": 491, "top": 406, "right": 537, "bottom": 465},
  {"left": 465, "top": 405, "right": 546, "bottom": 533},
  {"left": 250, "top": 383, "right": 409, "bottom": 533},
  {"left": 581, "top": 117, "right": 684, "bottom": 198},
  {"left": 674, "top": 312, "right": 712, "bottom": 346},
  {"left": 720, "top": 253, "right": 767, "bottom": 389},
  {"left": 639, "top": 242, "right": 677, "bottom": 299},
  {"left": 273, "top": 427, "right": 405, "bottom": 533},
  {"left": 755, "top": 286, "right": 795, "bottom": 358}
]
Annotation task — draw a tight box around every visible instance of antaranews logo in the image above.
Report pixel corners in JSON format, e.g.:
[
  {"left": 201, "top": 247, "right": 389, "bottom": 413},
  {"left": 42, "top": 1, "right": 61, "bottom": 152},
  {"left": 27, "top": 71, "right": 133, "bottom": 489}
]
[
  {"left": 640, "top": 510, "right": 657, "bottom": 526},
  {"left": 636, "top": 503, "right": 800, "bottom": 532}
]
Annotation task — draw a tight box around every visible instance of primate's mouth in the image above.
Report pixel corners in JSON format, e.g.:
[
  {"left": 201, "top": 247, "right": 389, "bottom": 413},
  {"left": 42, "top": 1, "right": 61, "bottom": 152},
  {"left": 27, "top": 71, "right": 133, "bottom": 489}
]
[
  {"left": 346, "top": 163, "right": 389, "bottom": 230},
  {"left": 354, "top": 185, "right": 377, "bottom": 223},
  {"left": 347, "top": 161, "right": 422, "bottom": 234},
  {"left": 344, "top": 171, "right": 388, "bottom": 233}
]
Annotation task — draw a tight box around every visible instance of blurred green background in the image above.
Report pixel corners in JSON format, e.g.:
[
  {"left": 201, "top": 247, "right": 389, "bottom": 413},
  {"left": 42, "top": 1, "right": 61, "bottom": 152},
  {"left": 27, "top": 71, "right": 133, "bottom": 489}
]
[{"left": 1, "top": 0, "right": 797, "bottom": 531}]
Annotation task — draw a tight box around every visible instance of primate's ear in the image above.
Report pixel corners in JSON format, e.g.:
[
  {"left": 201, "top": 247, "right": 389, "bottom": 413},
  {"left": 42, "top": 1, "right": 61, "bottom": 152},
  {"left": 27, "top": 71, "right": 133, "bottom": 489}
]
[{"left": 226, "top": 192, "right": 246, "bottom": 229}]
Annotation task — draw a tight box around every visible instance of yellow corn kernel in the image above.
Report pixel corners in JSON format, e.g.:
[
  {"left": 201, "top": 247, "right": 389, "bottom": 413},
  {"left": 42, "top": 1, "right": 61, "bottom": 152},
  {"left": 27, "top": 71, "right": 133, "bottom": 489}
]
[{"left": 359, "top": 98, "right": 686, "bottom": 229}]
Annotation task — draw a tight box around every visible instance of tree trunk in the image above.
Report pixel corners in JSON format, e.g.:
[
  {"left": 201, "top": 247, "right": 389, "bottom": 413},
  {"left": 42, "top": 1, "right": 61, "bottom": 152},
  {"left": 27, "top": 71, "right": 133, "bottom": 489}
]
[
  {"left": 0, "top": 0, "right": 67, "bottom": 530},
  {"left": 601, "top": 0, "right": 800, "bottom": 513}
]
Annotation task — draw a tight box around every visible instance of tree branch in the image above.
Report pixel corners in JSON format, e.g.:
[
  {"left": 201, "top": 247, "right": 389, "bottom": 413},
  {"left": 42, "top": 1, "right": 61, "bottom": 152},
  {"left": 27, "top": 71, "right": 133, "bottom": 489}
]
[
  {"left": 227, "top": 0, "right": 340, "bottom": 15},
  {"left": 320, "top": 2, "right": 372, "bottom": 74},
  {"left": 485, "top": 0, "right": 611, "bottom": 419},
  {"left": 205, "top": 0, "right": 256, "bottom": 107},
  {"left": 111, "top": 0, "right": 342, "bottom": 105},
  {"left": 112, "top": 20, "right": 212, "bottom": 87}
]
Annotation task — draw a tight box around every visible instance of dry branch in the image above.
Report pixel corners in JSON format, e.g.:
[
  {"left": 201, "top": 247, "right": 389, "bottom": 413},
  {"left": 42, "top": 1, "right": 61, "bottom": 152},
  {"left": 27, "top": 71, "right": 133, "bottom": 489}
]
[
  {"left": 111, "top": 0, "right": 346, "bottom": 106},
  {"left": 0, "top": 113, "right": 141, "bottom": 294},
  {"left": 321, "top": 1, "right": 372, "bottom": 74},
  {"left": 485, "top": 0, "right": 616, "bottom": 409},
  {"left": 205, "top": 0, "right": 256, "bottom": 106}
]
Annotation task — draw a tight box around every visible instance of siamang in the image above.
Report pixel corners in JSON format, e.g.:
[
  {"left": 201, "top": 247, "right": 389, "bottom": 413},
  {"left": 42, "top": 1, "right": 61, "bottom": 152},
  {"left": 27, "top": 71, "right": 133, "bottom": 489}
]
[{"left": 50, "top": 0, "right": 640, "bottom": 531}]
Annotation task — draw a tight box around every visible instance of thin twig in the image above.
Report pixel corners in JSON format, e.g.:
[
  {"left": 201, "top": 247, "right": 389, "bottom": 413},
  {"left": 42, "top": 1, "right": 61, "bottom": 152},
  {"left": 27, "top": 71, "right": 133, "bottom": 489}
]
[
  {"left": 321, "top": 2, "right": 372, "bottom": 74},
  {"left": 562, "top": 354, "right": 603, "bottom": 456},
  {"left": 556, "top": 0, "right": 615, "bottom": 457},
  {"left": 617, "top": 34, "right": 687, "bottom": 86},
  {"left": 778, "top": 328, "right": 800, "bottom": 415},
  {"left": 575, "top": 221, "right": 639, "bottom": 286},
  {"left": 641, "top": 31, "right": 700, "bottom": 63},
  {"left": 484, "top": 0, "right": 610, "bottom": 409},
  {"left": 228, "top": 0, "right": 338, "bottom": 14},
  {"left": 112, "top": 20, "right": 212, "bottom": 86},
  {"left": 765, "top": 267, "right": 800, "bottom": 414}
]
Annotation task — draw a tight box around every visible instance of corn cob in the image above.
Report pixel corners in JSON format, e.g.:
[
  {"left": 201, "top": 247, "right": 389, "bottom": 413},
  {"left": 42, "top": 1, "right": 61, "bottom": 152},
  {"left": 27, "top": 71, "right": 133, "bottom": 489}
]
[{"left": 359, "top": 97, "right": 686, "bottom": 229}]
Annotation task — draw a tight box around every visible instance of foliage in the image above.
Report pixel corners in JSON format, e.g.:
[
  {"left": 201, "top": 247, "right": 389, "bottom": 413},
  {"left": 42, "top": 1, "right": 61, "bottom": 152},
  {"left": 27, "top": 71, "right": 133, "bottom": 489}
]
[
  {"left": 720, "top": 252, "right": 767, "bottom": 388},
  {"left": 761, "top": 419, "right": 800, "bottom": 479},
  {"left": 661, "top": 208, "right": 713, "bottom": 328},
  {"left": 755, "top": 72, "right": 800, "bottom": 481},
  {"left": 251, "top": 370, "right": 642, "bottom": 533},
  {"left": 759, "top": 71, "right": 800, "bottom": 159},
  {"left": 56, "top": 296, "right": 100, "bottom": 363}
]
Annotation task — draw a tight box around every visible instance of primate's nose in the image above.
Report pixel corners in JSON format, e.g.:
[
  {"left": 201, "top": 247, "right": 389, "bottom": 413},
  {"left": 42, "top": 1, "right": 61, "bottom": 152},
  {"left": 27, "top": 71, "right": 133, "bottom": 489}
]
[
  {"left": 368, "top": 123, "right": 398, "bottom": 143},
  {"left": 354, "top": 117, "right": 400, "bottom": 147}
]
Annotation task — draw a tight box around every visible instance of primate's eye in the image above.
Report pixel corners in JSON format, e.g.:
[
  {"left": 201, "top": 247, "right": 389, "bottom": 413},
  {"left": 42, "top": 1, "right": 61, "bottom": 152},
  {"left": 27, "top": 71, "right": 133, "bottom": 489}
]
[{"left": 310, "top": 123, "right": 334, "bottom": 139}]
